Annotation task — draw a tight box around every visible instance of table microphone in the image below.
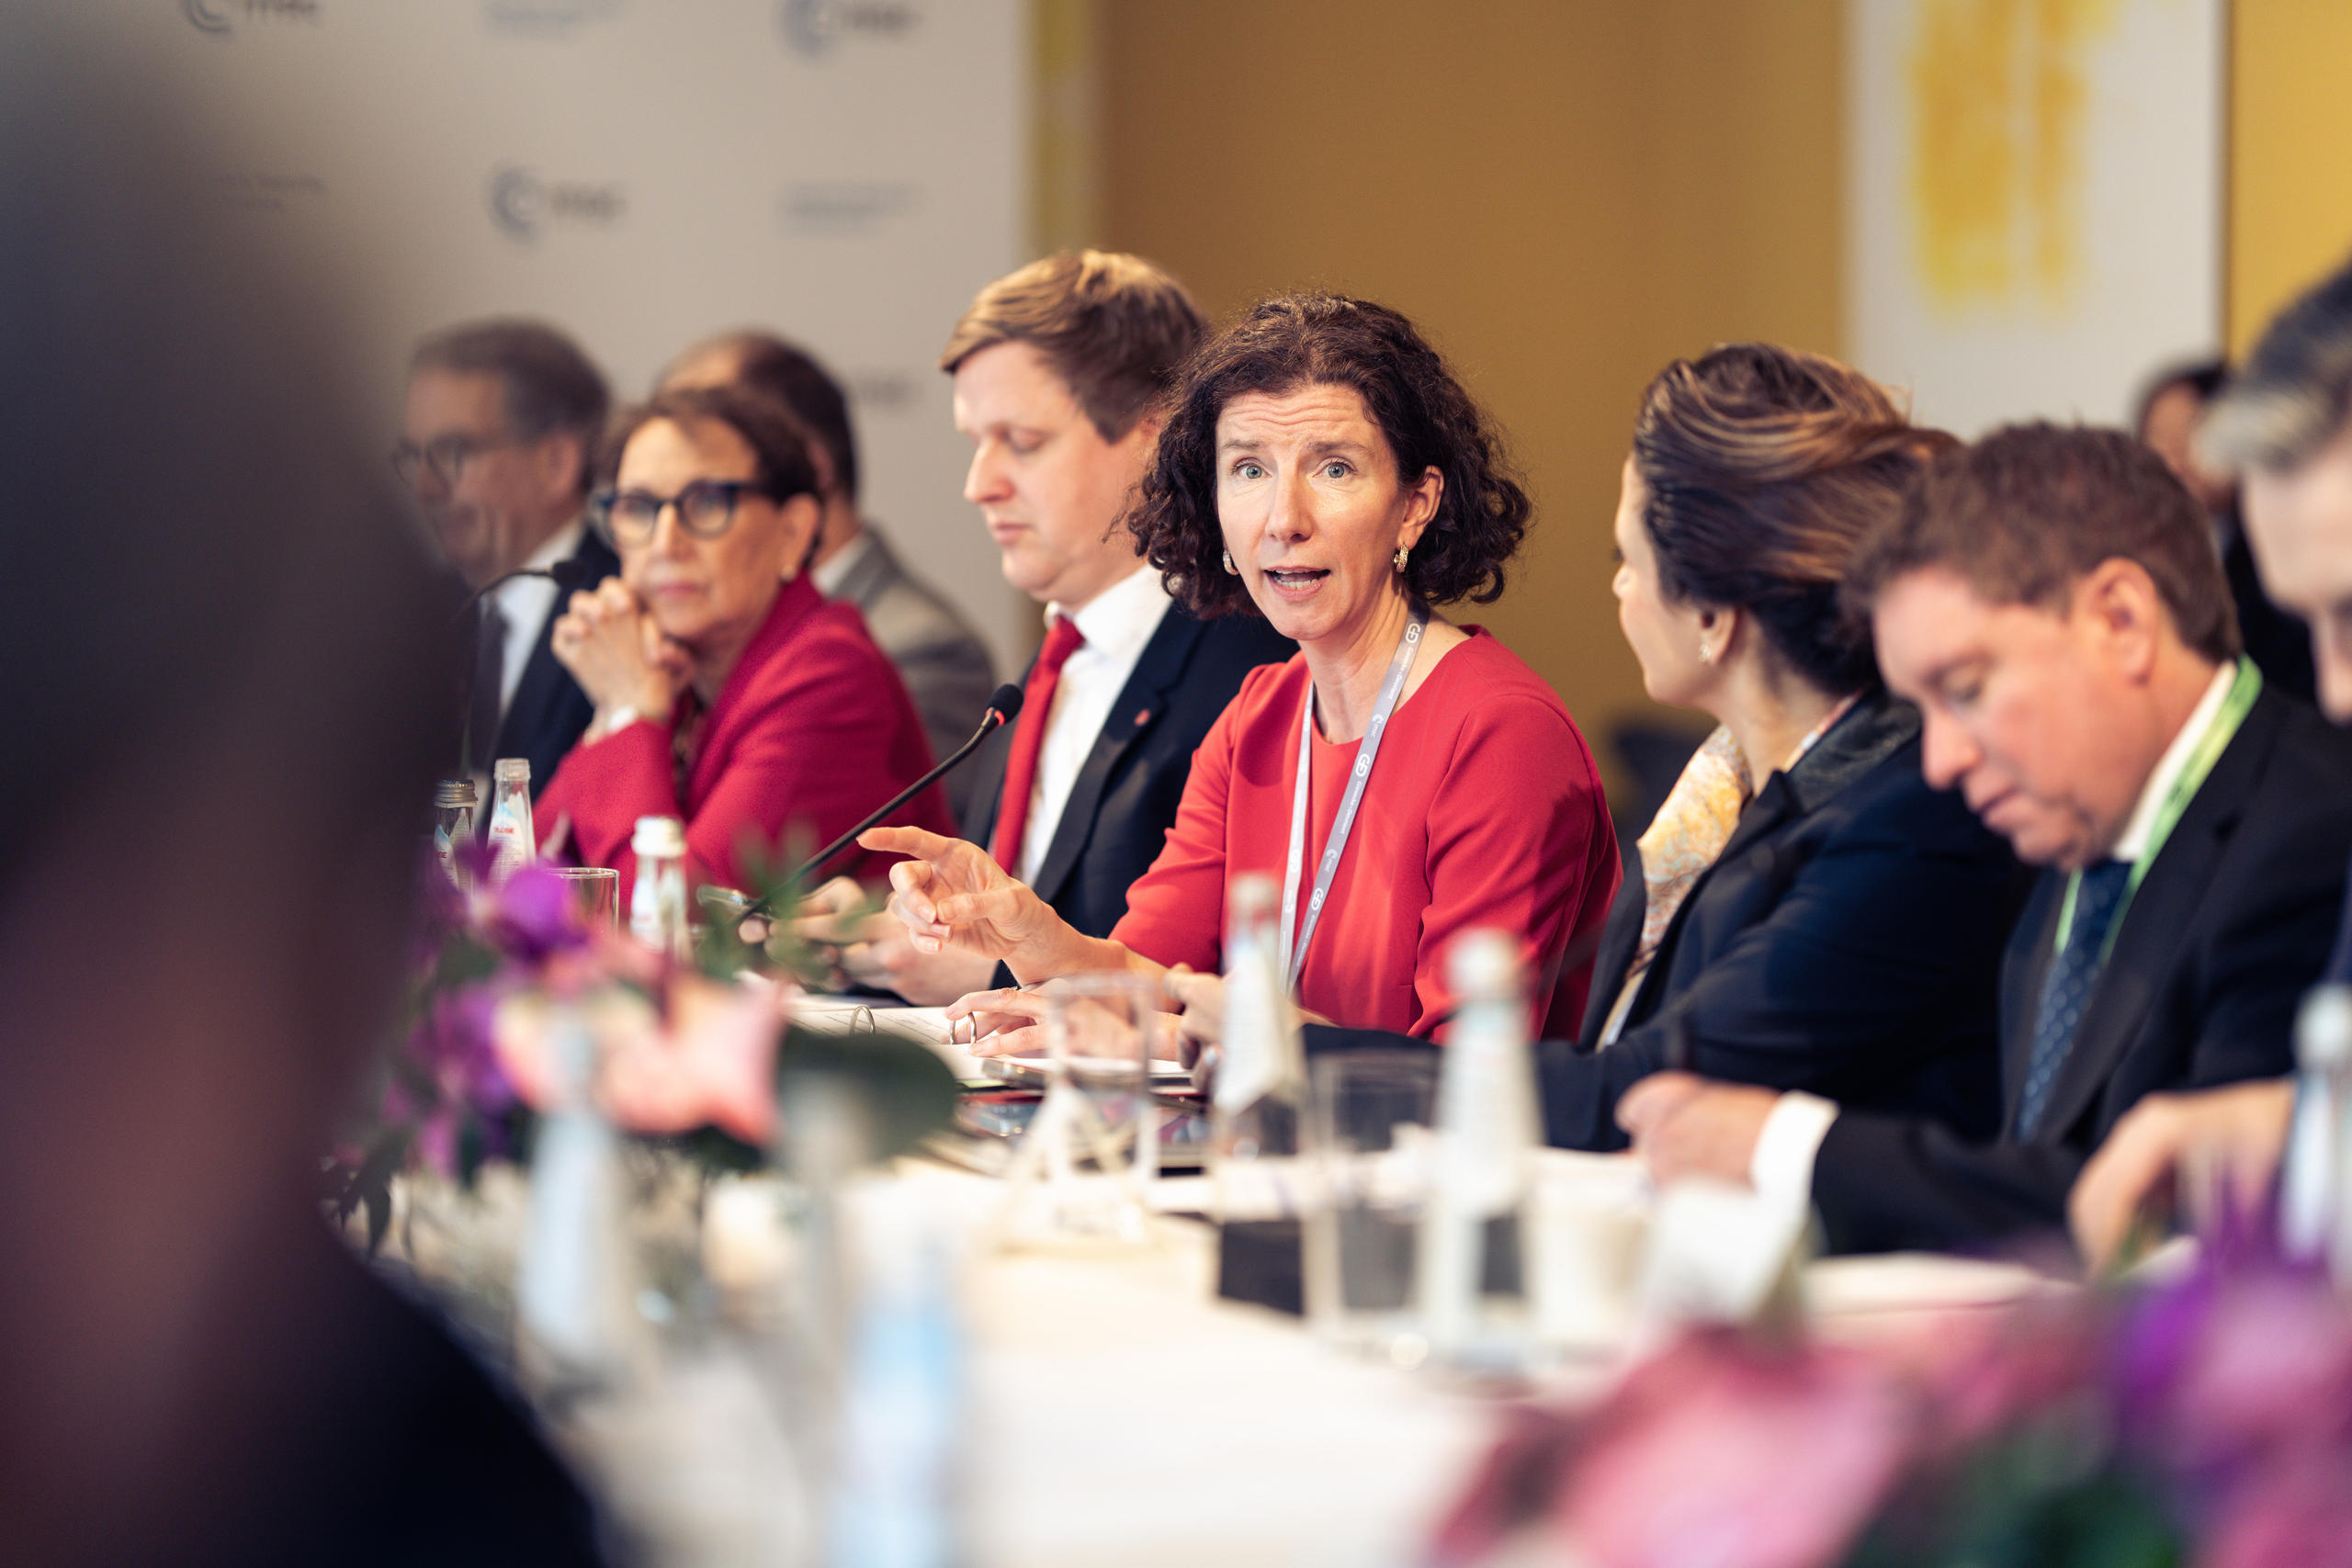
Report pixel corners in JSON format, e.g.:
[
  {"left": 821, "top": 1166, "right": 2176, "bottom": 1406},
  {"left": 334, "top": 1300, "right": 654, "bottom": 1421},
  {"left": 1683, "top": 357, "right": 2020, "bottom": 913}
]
[{"left": 750, "top": 682, "right": 1025, "bottom": 915}]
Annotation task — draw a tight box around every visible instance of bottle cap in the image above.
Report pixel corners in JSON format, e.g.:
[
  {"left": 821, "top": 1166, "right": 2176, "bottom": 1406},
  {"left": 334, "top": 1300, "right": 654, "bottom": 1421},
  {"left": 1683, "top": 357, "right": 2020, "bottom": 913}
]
[
  {"left": 2298, "top": 984, "right": 2352, "bottom": 1071},
  {"left": 631, "top": 815, "right": 686, "bottom": 858},
  {"left": 1228, "top": 872, "right": 1279, "bottom": 922},
  {"left": 493, "top": 757, "right": 531, "bottom": 783},
  {"left": 1447, "top": 928, "right": 1521, "bottom": 1003},
  {"left": 434, "top": 779, "right": 477, "bottom": 808}
]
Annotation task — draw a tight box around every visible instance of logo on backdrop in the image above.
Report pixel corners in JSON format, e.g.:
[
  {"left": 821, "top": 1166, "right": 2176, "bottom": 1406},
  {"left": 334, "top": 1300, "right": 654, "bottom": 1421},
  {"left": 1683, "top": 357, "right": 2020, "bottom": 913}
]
[
  {"left": 777, "top": 180, "right": 920, "bottom": 236},
  {"left": 185, "top": 0, "right": 322, "bottom": 33},
  {"left": 846, "top": 370, "right": 918, "bottom": 416},
  {"left": 778, "top": 0, "right": 921, "bottom": 58},
  {"left": 212, "top": 170, "right": 329, "bottom": 216},
  {"left": 481, "top": 0, "right": 622, "bottom": 37},
  {"left": 489, "top": 165, "right": 626, "bottom": 243}
]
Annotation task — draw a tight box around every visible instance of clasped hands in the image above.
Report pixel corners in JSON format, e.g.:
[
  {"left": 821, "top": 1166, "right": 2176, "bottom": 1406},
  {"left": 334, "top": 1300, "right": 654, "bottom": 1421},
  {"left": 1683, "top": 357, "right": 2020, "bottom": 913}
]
[{"left": 548, "top": 575, "right": 693, "bottom": 735}]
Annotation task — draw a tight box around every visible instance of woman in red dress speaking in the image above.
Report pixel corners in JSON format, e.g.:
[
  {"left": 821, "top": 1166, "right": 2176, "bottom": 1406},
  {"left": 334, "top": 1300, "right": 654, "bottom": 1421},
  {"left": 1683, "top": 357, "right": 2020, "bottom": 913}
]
[{"left": 867, "top": 295, "right": 1617, "bottom": 1039}]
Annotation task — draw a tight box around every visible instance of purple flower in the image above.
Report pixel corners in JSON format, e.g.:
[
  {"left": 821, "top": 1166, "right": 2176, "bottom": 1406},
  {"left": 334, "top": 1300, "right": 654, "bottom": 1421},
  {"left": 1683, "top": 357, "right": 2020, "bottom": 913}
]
[
  {"left": 479, "top": 862, "right": 590, "bottom": 965},
  {"left": 2202, "top": 1450, "right": 2352, "bottom": 1568}
]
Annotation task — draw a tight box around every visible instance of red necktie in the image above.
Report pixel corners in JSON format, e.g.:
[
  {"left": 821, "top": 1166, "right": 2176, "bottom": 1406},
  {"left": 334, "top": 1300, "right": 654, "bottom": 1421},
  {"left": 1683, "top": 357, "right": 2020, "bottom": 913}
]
[{"left": 990, "top": 614, "right": 1087, "bottom": 874}]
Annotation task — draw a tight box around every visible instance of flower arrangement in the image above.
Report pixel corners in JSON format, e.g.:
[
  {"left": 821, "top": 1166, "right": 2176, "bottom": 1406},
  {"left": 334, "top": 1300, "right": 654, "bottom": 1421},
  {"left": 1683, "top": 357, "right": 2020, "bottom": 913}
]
[
  {"left": 1427, "top": 1228, "right": 2352, "bottom": 1568},
  {"left": 327, "top": 840, "right": 956, "bottom": 1248}
]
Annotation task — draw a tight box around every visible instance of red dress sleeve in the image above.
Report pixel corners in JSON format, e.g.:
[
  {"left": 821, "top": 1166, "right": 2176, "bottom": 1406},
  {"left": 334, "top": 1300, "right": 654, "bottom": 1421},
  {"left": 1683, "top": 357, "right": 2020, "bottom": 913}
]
[
  {"left": 1411, "top": 691, "right": 1614, "bottom": 1035},
  {"left": 536, "top": 717, "right": 680, "bottom": 890},
  {"left": 537, "top": 599, "right": 950, "bottom": 901}
]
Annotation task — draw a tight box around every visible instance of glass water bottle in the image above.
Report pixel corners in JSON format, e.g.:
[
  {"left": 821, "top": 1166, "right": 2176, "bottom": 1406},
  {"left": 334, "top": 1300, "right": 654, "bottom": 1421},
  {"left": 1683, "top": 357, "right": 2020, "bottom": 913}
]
[{"left": 485, "top": 757, "right": 536, "bottom": 883}]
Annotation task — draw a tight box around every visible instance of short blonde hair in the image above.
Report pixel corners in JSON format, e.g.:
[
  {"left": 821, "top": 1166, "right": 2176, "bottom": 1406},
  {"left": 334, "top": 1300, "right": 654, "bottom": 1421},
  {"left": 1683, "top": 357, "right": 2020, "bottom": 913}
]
[{"left": 940, "top": 250, "right": 1204, "bottom": 441}]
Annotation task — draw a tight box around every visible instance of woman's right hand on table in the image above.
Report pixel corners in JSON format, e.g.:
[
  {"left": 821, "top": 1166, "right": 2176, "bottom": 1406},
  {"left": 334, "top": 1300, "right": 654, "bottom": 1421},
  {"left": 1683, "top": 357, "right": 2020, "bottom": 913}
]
[{"left": 857, "top": 825, "right": 1076, "bottom": 973}]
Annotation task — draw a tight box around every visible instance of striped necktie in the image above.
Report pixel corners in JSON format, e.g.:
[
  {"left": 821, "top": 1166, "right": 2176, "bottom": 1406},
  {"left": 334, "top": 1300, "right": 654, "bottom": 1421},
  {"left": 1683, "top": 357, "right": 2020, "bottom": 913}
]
[{"left": 2014, "top": 859, "right": 2132, "bottom": 1139}]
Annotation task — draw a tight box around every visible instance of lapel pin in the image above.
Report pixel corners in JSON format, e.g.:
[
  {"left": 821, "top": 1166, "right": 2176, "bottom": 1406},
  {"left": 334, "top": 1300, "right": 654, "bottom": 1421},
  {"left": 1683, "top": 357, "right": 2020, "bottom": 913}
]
[{"left": 1134, "top": 707, "right": 1151, "bottom": 726}]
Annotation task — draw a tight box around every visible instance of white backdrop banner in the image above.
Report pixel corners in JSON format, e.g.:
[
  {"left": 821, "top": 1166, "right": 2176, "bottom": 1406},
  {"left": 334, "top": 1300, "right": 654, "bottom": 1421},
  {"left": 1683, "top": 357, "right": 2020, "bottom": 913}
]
[
  {"left": 101, "top": 0, "right": 1031, "bottom": 668},
  {"left": 1847, "top": 0, "right": 2223, "bottom": 437}
]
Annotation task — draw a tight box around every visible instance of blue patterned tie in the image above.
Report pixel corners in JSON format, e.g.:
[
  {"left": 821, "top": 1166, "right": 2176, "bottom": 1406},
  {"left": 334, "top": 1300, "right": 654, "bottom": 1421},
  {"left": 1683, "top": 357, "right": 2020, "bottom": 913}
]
[{"left": 2014, "top": 859, "right": 2132, "bottom": 1139}]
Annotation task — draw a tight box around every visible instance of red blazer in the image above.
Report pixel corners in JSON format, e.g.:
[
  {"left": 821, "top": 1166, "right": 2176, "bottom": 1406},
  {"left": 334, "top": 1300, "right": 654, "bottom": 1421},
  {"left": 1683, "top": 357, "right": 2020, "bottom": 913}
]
[
  {"left": 1110, "top": 630, "right": 1620, "bottom": 1038},
  {"left": 536, "top": 574, "right": 953, "bottom": 901}
]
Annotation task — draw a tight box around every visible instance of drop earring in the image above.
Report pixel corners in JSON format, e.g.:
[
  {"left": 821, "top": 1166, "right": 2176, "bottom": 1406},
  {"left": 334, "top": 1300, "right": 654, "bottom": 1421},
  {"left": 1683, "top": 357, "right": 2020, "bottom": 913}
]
[
  {"left": 1393, "top": 547, "right": 1409, "bottom": 572},
  {"left": 1222, "top": 548, "right": 1238, "bottom": 574}
]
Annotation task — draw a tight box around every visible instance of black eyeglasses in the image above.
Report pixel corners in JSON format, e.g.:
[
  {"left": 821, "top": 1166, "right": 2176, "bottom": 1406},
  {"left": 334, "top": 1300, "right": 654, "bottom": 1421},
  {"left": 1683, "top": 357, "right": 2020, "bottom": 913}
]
[
  {"left": 588, "top": 478, "right": 775, "bottom": 545},
  {"left": 390, "top": 431, "right": 522, "bottom": 490}
]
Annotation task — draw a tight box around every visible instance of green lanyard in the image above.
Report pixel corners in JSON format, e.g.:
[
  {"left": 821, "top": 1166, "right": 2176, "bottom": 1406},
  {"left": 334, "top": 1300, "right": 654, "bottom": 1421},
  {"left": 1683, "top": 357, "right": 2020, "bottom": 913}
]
[{"left": 2055, "top": 657, "right": 2263, "bottom": 962}]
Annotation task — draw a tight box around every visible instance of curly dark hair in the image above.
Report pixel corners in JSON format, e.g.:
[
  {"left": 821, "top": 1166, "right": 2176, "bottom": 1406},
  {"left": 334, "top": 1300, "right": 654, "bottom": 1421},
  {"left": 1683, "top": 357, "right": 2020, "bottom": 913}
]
[{"left": 1126, "top": 294, "right": 1532, "bottom": 617}]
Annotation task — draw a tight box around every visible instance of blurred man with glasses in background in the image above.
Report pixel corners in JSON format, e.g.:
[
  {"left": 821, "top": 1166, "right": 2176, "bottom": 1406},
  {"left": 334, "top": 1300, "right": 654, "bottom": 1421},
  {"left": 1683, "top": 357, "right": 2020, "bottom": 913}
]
[{"left": 396, "top": 318, "right": 616, "bottom": 794}]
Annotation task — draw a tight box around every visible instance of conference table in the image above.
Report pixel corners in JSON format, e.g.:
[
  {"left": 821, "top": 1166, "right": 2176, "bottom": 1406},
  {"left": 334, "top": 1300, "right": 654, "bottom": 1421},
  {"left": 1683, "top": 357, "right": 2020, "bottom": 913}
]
[{"left": 376, "top": 1002, "right": 2071, "bottom": 1568}]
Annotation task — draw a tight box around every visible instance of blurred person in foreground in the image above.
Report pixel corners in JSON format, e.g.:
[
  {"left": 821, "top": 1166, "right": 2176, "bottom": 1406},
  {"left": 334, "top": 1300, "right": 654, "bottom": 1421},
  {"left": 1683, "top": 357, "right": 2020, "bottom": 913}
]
[
  {"left": 535, "top": 384, "right": 951, "bottom": 897},
  {"left": 2074, "top": 253, "right": 2352, "bottom": 1267},
  {"left": 796, "top": 252, "right": 1293, "bottom": 1002},
  {"left": 659, "top": 329, "right": 998, "bottom": 812},
  {"left": 1618, "top": 424, "right": 2352, "bottom": 1258},
  {"left": 868, "top": 294, "right": 1619, "bottom": 1041},
  {"left": 1320, "top": 344, "right": 2025, "bottom": 1146},
  {"left": 0, "top": 15, "right": 602, "bottom": 1564},
  {"left": 398, "top": 319, "right": 619, "bottom": 791},
  {"left": 2134, "top": 356, "right": 2318, "bottom": 704}
]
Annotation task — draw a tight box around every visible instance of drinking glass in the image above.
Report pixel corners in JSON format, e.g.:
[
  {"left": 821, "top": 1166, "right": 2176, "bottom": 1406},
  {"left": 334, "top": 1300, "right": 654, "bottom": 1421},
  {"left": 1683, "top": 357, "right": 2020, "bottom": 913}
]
[
  {"left": 989, "top": 974, "right": 1173, "bottom": 1248},
  {"left": 1303, "top": 1048, "right": 1442, "bottom": 1361},
  {"left": 555, "top": 865, "right": 620, "bottom": 931}
]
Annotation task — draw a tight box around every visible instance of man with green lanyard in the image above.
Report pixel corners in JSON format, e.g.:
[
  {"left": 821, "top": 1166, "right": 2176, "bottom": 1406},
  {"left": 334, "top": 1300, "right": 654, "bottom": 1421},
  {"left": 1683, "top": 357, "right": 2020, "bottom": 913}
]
[{"left": 1616, "top": 423, "right": 2352, "bottom": 1257}]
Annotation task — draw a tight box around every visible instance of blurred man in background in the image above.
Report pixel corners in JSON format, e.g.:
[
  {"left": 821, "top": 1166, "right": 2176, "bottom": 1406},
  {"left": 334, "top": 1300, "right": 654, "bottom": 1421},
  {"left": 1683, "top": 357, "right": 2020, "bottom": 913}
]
[
  {"left": 2074, "top": 254, "right": 2352, "bottom": 1267},
  {"left": 399, "top": 319, "right": 617, "bottom": 793},
  {"left": 661, "top": 330, "right": 998, "bottom": 814},
  {"left": 2134, "top": 357, "right": 2317, "bottom": 704}
]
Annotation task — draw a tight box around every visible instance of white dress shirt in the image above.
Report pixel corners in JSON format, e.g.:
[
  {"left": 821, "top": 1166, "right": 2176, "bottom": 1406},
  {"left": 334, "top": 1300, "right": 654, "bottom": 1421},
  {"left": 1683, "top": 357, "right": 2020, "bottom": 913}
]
[
  {"left": 491, "top": 519, "right": 587, "bottom": 718},
  {"left": 1745, "top": 660, "right": 2243, "bottom": 1200},
  {"left": 1014, "top": 563, "right": 1172, "bottom": 886}
]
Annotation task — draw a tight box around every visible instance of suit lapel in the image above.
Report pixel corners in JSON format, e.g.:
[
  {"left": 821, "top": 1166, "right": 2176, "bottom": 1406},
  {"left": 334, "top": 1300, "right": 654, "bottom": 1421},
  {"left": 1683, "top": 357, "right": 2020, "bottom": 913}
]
[
  {"left": 830, "top": 527, "right": 897, "bottom": 607},
  {"left": 1616, "top": 774, "right": 1801, "bottom": 1027},
  {"left": 1606, "top": 698, "right": 1917, "bottom": 1042},
  {"left": 2028, "top": 696, "right": 2277, "bottom": 1140},
  {"left": 494, "top": 528, "right": 615, "bottom": 773},
  {"left": 1027, "top": 609, "right": 1205, "bottom": 908},
  {"left": 1576, "top": 871, "right": 1646, "bottom": 1045},
  {"left": 1998, "top": 876, "right": 2064, "bottom": 1109}
]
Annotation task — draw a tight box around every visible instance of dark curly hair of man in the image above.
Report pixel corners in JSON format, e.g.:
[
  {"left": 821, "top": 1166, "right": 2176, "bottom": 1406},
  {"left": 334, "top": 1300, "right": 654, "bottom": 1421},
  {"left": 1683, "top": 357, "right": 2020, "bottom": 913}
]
[{"left": 1126, "top": 293, "right": 1532, "bottom": 617}]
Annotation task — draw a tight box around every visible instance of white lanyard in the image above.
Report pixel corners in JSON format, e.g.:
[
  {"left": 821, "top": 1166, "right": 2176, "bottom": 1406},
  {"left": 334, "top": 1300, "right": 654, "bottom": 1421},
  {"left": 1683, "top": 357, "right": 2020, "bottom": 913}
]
[{"left": 1279, "top": 604, "right": 1428, "bottom": 995}]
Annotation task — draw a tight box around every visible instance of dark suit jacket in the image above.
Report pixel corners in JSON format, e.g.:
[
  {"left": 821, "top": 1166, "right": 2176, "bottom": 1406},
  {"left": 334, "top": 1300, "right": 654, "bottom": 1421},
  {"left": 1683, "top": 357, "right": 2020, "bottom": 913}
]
[
  {"left": 961, "top": 600, "right": 1294, "bottom": 956},
  {"left": 2222, "top": 513, "right": 2317, "bottom": 705},
  {"left": 1537, "top": 695, "right": 2030, "bottom": 1152},
  {"left": 1812, "top": 685, "right": 2352, "bottom": 1255},
  {"left": 828, "top": 522, "right": 999, "bottom": 820},
  {"left": 493, "top": 526, "right": 619, "bottom": 798}
]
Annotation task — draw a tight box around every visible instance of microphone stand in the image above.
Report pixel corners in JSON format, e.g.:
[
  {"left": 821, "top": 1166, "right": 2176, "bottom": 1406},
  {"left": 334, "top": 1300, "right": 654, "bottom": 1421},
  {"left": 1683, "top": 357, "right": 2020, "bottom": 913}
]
[{"left": 745, "top": 690, "right": 1022, "bottom": 920}]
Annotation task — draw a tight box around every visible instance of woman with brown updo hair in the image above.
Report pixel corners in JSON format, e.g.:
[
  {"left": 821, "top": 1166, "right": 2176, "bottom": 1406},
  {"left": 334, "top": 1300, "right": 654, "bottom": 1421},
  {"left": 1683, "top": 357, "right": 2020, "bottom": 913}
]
[{"left": 1535, "top": 343, "right": 2028, "bottom": 1150}]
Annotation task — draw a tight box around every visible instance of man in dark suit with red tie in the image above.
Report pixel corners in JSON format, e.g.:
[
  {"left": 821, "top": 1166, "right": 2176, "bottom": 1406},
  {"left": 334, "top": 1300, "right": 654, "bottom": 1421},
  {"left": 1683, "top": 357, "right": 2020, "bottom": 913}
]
[
  {"left": 397, "top": 319, "right": 618, "bottom": 796},
  {"left": 803, "top": 252, "right": 1293, "bottom": 1001},
  {"left": 1617, "top": 424, "right": 2352, "bottom": 1258}
]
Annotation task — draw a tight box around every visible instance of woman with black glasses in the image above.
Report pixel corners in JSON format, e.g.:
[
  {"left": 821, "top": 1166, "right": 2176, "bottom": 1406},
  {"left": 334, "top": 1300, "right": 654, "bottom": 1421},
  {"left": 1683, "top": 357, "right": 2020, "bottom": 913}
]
[{"left": 536, "top": 383, "right": 953, "bottom": 900}]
